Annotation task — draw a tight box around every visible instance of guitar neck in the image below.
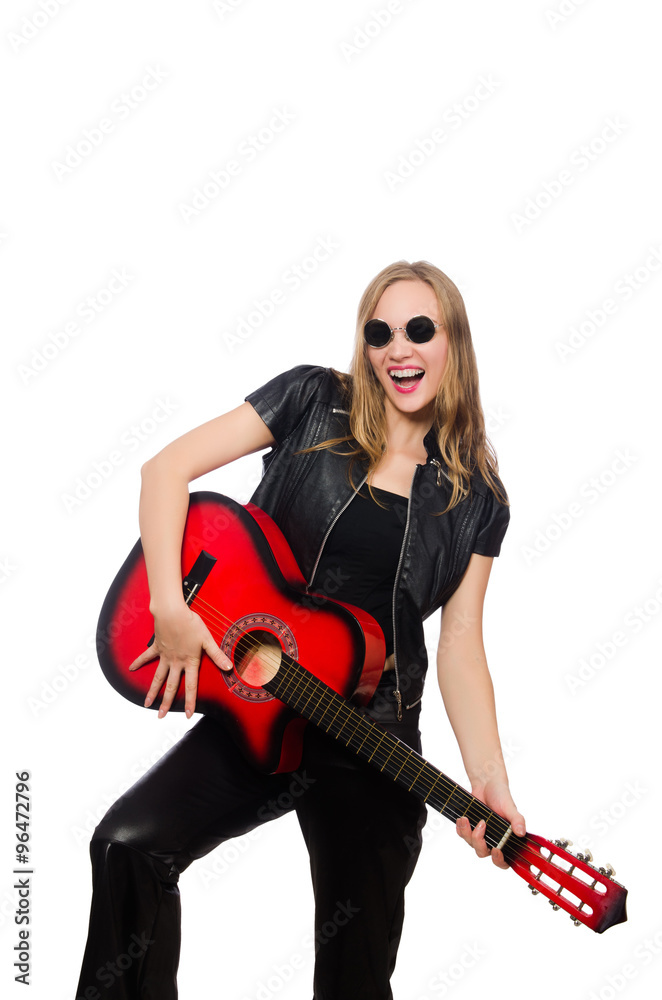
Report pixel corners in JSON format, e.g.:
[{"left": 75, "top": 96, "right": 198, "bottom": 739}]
[{"left": 264, "top": 652, "right": 516, "bottom": 853}]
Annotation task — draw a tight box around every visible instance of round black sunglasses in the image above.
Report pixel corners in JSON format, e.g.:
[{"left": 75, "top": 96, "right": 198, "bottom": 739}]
[{"left": 364, "top": 314, "right": 443, "bottom": 349}]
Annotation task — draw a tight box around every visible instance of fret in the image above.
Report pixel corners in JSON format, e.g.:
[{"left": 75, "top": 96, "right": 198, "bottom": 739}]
[
  {"left": 309, "top": 690, "right": 330, "bottom": 723},
  {"left": 295, "top": 684, "right": 317, "bottom": 716},
  {"left": 423, "top": 773, "right": 443, "bottom": 804},
  {"left": 322, "top": 701, "right": 344, "bottom": 733},
  {"left": 466, "top": 799, "right": 490, "bottom": 825},
  {"left": 407, "top": 761, "right": 426, "bottom": 792},
  {"left": 419, "top": 764, "right": 440, "bottom": 799},
  {"left": 392, "top": 756, "right": 409, "bottom": 780},
  {"left": 378, "top": 744, "right": 397, "bottom": 772},
  {"left": 439, "top": 785, "right": 460, "bottom": 818},
  {"left": 335, "top": 714, "right": 351, "bottom": 739},
  {"left": 278, "top": 668, "right": 311, "bottom": 712},
  {"left": 340, "top": 713, "right": 364, "bottom": 747},
  {"left": 349, "top": 722, "right": 372, "bottom": 755},
  {"left": 367, "top": 731, "right": 386, "bottom": 763}
]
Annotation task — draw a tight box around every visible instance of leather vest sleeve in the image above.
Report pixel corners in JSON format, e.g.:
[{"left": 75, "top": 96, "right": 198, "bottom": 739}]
[
  {"left": 244, "top": 364, "right": 329, "bottom": 443},
  {"left": 471, "top": 486, "right": 511, "bottom": 558}
]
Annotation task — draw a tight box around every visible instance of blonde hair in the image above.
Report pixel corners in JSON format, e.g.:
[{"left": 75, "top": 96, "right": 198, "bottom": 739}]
[{"left": 305, "top": 259, "right": 508, "bottom": 514}]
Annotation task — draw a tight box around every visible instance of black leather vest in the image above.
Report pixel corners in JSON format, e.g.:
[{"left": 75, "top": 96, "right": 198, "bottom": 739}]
[{"left": 245, "top": 365, "right": 510, "bottom": 721}]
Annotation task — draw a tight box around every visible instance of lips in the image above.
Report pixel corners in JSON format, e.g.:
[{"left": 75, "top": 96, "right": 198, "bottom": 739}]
[{"left": 388, "top": 367, "right": 425, "bottom": 392}]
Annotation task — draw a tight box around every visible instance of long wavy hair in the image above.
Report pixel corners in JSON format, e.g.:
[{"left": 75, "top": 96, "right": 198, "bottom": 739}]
[{"left": 302, "top": 259, "right": 508, "bottom": 514}]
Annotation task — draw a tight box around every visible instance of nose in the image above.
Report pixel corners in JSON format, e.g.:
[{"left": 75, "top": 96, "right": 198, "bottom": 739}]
[{"left": 387, "top": 329, "right": 414, "bottom": 360}]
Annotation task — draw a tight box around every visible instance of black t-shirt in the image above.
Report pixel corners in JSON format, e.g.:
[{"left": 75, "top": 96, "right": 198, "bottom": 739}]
[{"left": 309, "top": 482, "right": 408, "bottom": 657}]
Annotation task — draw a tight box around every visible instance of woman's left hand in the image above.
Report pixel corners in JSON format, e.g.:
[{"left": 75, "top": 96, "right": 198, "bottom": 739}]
[{"left": 455, "top": 780, "right": 526, "bottom": 870}]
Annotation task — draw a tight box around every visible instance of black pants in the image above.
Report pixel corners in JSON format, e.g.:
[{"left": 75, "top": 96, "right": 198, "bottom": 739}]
[{"left": 75, "top": 705, "right": 427, "bottom": 1000}]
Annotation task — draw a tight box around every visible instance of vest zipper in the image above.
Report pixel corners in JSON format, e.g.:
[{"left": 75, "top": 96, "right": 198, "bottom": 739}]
[
  {"left": 306, "top": 473, "right": 368, "bottom": 590},
  {"left": 391, "top": 465, "right": 420, "bottom": 720}
]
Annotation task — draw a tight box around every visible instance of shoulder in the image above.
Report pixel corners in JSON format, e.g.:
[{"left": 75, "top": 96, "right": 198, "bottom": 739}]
[{"left": 244, "top": 365, "right": 350, "bottom": 443}]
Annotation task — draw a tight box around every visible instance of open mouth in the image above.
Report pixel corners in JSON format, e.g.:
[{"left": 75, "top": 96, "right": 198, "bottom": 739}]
[{"left": 388, "top": 368, "right": 425, "bottom": 391}]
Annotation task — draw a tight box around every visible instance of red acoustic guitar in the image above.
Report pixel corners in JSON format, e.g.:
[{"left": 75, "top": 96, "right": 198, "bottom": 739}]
[{"left": 97, "top": 491, "right": 628, "bottom": 934}]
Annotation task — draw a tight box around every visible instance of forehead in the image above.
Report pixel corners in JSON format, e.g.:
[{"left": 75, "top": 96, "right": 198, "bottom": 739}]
[{"left": 372, "top": 279, "right": 440, "bottom": 321}]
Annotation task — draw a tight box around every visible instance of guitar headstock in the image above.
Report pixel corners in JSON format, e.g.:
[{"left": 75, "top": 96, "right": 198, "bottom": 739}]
[{"left": 506, "top": 833, "right": 628, "bottom": 933}]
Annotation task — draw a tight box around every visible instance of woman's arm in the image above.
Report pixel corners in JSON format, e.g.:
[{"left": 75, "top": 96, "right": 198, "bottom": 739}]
[
  {"left": 128, "top": 401, "right": 276, "bottom": 718},
  {"left": 437, "top": 552, "right": 526, "bottom": 868}
]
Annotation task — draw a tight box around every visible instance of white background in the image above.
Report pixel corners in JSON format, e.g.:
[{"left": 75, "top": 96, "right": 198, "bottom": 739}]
[{"left": 2, "top": 1, "right": 661, "bottom": 998}]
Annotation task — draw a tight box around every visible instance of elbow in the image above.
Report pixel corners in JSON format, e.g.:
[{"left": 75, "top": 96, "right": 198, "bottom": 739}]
[
  {"left": 139, "top": 449, "right": 169, "bottom": 481},
  {"left": 140, "top": 455, "right": 157, "bottom": 479},
  {"left": 140, "top": 448, "right": 189, "bottom": 485}
]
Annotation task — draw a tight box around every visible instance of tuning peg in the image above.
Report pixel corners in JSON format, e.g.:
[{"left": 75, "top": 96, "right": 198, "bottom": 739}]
[
  {"left": 571, "top": 916, "right": 582, "bottom": 926},
  {"left": 548, "top": 899, "right": 560, "bottom": 911},
  {"left": 577, "top": 849, "right": 593, "bottom": 863},
  {"left": 527, "top": 883, "right": 540, "bottom": 895},
  {"left": 599, "top": 863, "right": 616, "bottom": 878},
  {"left": 554, "top": 837, "right": 573, "bottom": 849}
]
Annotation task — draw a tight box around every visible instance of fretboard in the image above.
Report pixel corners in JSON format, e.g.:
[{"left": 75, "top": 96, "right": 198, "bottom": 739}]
[{"left": 263, "top": 653, "right": 514, "bottom": 852}]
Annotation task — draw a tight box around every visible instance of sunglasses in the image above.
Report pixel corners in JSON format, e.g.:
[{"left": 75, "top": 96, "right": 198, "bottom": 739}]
[{"left": 363, "top": 314, "right": 443, "bottom": 349}]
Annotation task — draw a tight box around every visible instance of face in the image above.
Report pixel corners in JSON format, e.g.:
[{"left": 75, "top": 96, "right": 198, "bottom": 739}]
[{"left": 365, "top": 279, "right": 449, "bottom": 421}]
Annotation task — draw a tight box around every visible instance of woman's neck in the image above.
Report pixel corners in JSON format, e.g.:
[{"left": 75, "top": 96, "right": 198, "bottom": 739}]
[{"left": 383, "top": 402, "right": 433, "bottom": 460}]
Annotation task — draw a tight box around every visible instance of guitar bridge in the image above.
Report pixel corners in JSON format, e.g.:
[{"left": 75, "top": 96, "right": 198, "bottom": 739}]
[
  {"left": 146, "top": 549, "right": 217, "bottom": 648},
  {"left": 182, "top": 550, "right": 218, "bottom": 604}
]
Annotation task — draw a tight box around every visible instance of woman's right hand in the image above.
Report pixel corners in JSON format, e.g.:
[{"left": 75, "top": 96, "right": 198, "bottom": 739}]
[{"left": 128, "top": 603, "right": 234, "bottom": 719}]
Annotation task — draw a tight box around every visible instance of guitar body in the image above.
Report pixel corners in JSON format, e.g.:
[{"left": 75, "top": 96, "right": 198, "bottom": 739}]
[{"left": 97, "top": 491, "right": 385, "bottom": 772}]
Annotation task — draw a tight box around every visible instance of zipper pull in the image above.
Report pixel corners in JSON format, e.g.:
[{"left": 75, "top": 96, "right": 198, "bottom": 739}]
[
  {"left": 430, "top": 458, "right": 442, "bottom": 486},
  {"left": 393, "top": 688, "right": 403, "bottom": 721}
]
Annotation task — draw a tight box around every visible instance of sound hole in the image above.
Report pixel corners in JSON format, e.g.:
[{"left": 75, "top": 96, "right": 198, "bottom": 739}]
[{"left": 233, "top": 629, "right": 282, "bottom": 688}]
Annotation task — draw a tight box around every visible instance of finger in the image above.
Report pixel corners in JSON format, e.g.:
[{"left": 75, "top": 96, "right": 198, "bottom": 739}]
[
  {"left": 144, "top": 660, "right": 169, "bottom": 707},
  {"left": 129, "top": 645, "right": 159, "bottom": 672},
  {"left": 158, "top": 667, "right": 185, "bottom": 718},
  {"left": 512, "top": 812, "right": 527, "bottom": 838},
  {"left": 183, "top": 661, "right": 200, "bottom": 719},
  {"left": 455, "top": 816, "right": 472, "bottom": 844},
  {"left": 490, "top": 848, "right": 509, "bottom": 870},
  {"left": 470, "top": 819, "right": 492, "bottom": 859},
  {"left": 456, "top": 817, "right": 489, "bottom": 857},
  {"left": 201, "top": 633, "right": 233, "bottom": 672}
]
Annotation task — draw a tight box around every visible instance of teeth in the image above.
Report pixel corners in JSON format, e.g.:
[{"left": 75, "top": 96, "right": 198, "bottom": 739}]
[{"left": 390, "top": 368, "right": 424, "bottom": 378}]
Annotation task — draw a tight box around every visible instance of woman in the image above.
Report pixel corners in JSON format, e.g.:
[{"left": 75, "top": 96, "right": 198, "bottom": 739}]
[{"left": 76, "top": 259, "right": 525, "bottom": 1000}]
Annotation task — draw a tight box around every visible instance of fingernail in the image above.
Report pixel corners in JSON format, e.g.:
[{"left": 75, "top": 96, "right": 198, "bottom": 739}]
[
  {"left": 158, "top": 708, "right": 165, "bottom": 718},
  {"left": 144, "top": 696, "right": 152, "bottom": 707},
  {"left": 185, "top": 708, "right": 191, "bottom": 719}
]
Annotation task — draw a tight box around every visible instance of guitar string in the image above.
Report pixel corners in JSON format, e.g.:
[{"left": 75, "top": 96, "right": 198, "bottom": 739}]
[
  {"left": 253, "top": 643, "right": 547, "bottom": 871},
  {"left": 235, "top": 632, "right": 605, "bottom": 889},
  {"left": 174, "top": 593, "right": 607, "bottom": 884},
  {"left": 145, "top": 595, "right": 608, "bottom": 888},
  {"left": 277, "top": 649, "right": 616, "bottom": 921},
  {"left": 268, "top": 650, "right": 615, "bottom": 904},
  {"left": 143, "top": 591, "right": 616, "bottom": 909},
  {"left": 186, "top": 593, "right": 497, "bottom": 817},
  {"left": 172, "top": 593, "right": 569, "bottom": 872},
  {"left": 188, "top": 593, "right": 510, "bottom": 823}
]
